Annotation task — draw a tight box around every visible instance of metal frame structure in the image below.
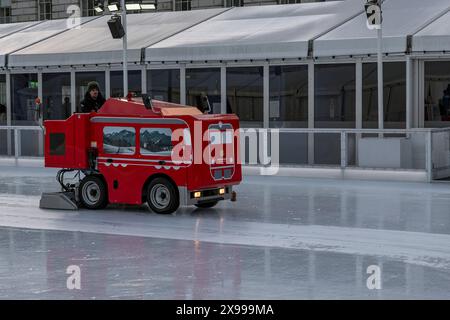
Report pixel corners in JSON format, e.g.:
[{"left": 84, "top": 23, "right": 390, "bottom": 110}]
[
  {"left": 1, "top": 2, "right": 450, "bottom": 182},
  {"left": 3, "top": 125, "right": 450, "bottom": 183},
  {"left": 1, "top": 54, "right": 450, "bottom": 139}
]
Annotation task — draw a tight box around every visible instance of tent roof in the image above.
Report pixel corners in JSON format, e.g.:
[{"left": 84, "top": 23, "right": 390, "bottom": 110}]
[
  {"left": 8, "top": 9, "right": 227, "bottom": 67},
  {"left": 412, "top": 10, "right": 450, "bottom": 53},
  {"left": 0, "top": 17, "right": 97, "bottom": 67},
  {"left": 2, "top": 0, "right": 450, "bottom": 68},
  {"left": 0, "top": 21, "right": 41, "bottom": 38},
  {"left": 145, "top": 0, "right": 365, "bottom": 62},
  {"left": 314, "top": 0, "right": 450, "bottom": 57}
]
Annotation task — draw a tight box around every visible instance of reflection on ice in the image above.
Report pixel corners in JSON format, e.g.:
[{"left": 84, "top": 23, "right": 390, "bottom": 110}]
[
  {"left": 1, "top": 227, "right": 450, "bottom": 299},
  {"left": 1, "top": 166, "right": 450, "bottom": 298}
]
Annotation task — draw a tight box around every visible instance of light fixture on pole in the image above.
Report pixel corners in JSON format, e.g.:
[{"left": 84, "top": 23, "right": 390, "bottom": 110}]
[
  {"left": 125, "top": 3, "right": 141, "bottom": 10},
  {"left": 140, "top": 3, "right": 156, "bottom": 10},
  {"left": 124, "top": 1, "right": 157, "bottom": 12},
  {"left": 105, "top": 1, "right": 127, "bottom": 97},
  {"left": 107, "top": 14, "right": 125, "bottom": 39},
  {"left": 104, "top": 1, "right": 157, "bottom": 98},
  {"left": 94, "top": 2, "right": 104, "bottom": 13},
  {"left": 365, "top": 0, "right": 383, "bottom": 136},
  {"left": 107, "top": 3, "right": 119, "bottom": 12},
  {"left": 120, "top": 0, "right": 128, "bottom": 97}
]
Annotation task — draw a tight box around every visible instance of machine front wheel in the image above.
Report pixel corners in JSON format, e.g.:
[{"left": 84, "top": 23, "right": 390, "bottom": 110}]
[
  {"left": 146, "top": 177, "right": 179, "bottom": 214},
  {"left": 79, "top": 175, "right": 108, "bottom": 209}
]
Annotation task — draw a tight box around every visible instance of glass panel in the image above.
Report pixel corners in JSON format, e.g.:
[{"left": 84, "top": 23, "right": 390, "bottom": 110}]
[
  {"left": 110, "top": 70, "right": 142, "bottom": 98},
  {"left": 269, "top": 65, "right": 308, "bottom": 128},
  {"left": 0, "top": 131, "right": 12, "bottom": 156},
  {"left": 314, "top": 133, "right": 341, "bottom": 165},
  {"left": 315, "top": 64, "right": 355, "bottom": 128},
  {"left": 11, "top": 73, "right": 38, "bottom": 126},
  {"left": 20, "top": 131, "right": 43, "bottom": 156},
  {"left": 424, "top": 61, "right": 450, "bottom": 128},
  {"left": 0, "top": 74, "right": 6, "bottom": 125},
  {"left": 39, "top": 0, "right": 52, "bottom": 20},
  {"left": 0, "top": 7, "right": 10, "bottom": 25},
  {"left": 103, "top": 126, "right": 136, "bottom": 155},
  {"left": 362, "top": 62, "right": 406, "bottom": 129},
  {"left": 209, "top": 130, "right": 222, "bottom": 145},
  {"left": 42, "top": 73, "right": 72, "bottom": 120},
  {"left": 140, "top": 128, "right": 172, "bottom": 156},
  {"left": 147, "top": 69, "right": 180, "bottom": 104},
  {"left": 227, "top": 67, "right": 263, "bottom": 128},
  {"left": 175, "top": 0, "right": 191, "bottom": 11},
  {"left": 75, "top": 71, "right": 105, "bottom": 112},
  {"left": 225, "top": 0, "right": 242, "bottom": 6},
  {"left": 82, "top": 0, "right": 96, "bottom": 16},
  {"left": 186, "top": 68, "right": 220, "bottom": 114},
  {"left": 183, "top": 128, "right": 191, "bottom": 146},
  {"left": 277, "top": 132, "right": 308, "bottom": 165}
]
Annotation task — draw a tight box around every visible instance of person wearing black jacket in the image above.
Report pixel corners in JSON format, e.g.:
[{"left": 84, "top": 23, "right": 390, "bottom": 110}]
[{"left": 80, "top": 81, "right": 106, "bottom": 113}]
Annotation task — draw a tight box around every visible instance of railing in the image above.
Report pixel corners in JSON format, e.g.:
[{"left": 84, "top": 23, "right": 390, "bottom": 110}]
[
  {"left": 239, "top": 127, "right": 450, "bottom": 182},
  {"left": 1, "top": 125, "right": 450, "bottom": 182},
  {"left": 0, "top": 126, "right": 44, "bottom": 158}
]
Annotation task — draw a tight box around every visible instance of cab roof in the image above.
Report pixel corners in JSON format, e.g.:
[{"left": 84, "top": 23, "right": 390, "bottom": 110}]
[
  {"left": 98, "top": 97, "right": 203, "bottom": 117},
  {"left": 96, "top": 97, "right": 239, "bottom": 123}
]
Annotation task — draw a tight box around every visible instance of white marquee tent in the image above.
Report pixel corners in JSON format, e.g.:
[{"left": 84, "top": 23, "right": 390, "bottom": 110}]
[{"left": 0, "top": 0, "right": 448, "bottom": 69}]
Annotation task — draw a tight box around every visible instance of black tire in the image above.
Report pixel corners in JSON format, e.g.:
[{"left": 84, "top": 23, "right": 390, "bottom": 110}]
[
  {"left": 146, "top": 177, "right": 179, "bottom": 214},
  {"left": 195, "top": 200, "right": 219, "bottom": 209},
  {"left": 79, "top": 175, "right": 108, "bottom": 210}
]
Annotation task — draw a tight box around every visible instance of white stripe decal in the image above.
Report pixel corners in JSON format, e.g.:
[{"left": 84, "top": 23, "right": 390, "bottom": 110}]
[
  {"left": 99, "top": 162, "right": 183, "bottom": 170},
  {"left": 97, "top": 157, "right": 192, "bottom": 165}
]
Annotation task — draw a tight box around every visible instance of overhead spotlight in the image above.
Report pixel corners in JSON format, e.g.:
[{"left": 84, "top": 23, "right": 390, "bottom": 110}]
[
  {"left": 140, "top": 3, "right": 156, "bottom": 10},
  {"left": 94, "top": 2, "right": 104, "bottom": 13},
  {"left": 125, "top": 3, "right": 141, "bottom": 10},
  {"left": 107, "top": 3, "right": 119, "bottom": 12},
  {"left": 107, "top": 14, "right": 125, "bottom": 39}
]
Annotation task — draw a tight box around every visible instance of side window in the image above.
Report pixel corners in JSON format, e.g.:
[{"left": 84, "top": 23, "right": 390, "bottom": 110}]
[
  {"left": 209, "top": 130, "right": 222, "bottom": 145},
  {"left": 49, "top": 133, "right": 65, "bottom": 155},
  {"left": 140, "top": 128, "right": 173, "bottom": 156},
  {"left": 209, "top": 129, "right": 233, "bottom": 145},
  {"left": 103, "top": 126, "right": 136, "bottom": 155},
  {"left": 183, "top": 128, "right": 192, "bottom": 146}
]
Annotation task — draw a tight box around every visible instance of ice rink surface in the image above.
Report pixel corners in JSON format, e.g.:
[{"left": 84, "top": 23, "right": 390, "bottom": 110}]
[{"left": 1, "top": 164, "right": 450, "bottom": 299}]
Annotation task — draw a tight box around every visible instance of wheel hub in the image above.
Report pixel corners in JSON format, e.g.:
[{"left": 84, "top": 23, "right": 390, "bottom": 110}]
[
  {"left": 82, "top": 181, "right": 101, "bottom": 206},
  {"left": 150, "top": 184, "right": 171, "bottom": 210}
]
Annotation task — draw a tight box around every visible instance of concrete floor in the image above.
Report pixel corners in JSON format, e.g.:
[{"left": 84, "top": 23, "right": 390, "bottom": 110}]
[{"left": 1, "top": 165, "right": 450, "bottom": 299}]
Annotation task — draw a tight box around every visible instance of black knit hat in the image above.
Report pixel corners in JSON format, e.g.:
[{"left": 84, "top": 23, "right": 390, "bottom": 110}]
[{"left": 87, "top": 81, "right": 100, "bottom": 92}]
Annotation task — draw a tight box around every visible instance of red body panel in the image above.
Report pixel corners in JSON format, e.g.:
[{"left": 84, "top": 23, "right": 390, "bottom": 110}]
[
  {"left": 43, "top": 98, "right": 242, "bottom": 206},
  {"left": 185, "top": 114, "right": 242, "bottom": 191},
  {"left": 44, "top": 113, "right": 91, "bottom": 169}
]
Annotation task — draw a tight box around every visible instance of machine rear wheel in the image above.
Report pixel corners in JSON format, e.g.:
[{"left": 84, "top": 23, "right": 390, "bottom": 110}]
[
  {"left": 195, "top": 201, "right": 219, "bottom": 209},
  {"left": 79, "top": 175, "right": 108, "bottom": 209},
  {"left": 146, "top": 177, "right": 179, "bottom": 214}
]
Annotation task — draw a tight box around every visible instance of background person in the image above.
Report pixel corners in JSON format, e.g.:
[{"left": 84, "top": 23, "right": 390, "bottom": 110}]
[{"left": 80, "top": 81, "right": 106, "bottom": 113}]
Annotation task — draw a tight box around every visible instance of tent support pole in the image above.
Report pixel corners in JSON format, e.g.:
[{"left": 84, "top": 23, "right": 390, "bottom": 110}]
[
  {"left": 121, "top": 0, "right": 128, "bottom": 97},
  {"left": 377, "top": 27, "right": 383, "bottom": 137}
]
